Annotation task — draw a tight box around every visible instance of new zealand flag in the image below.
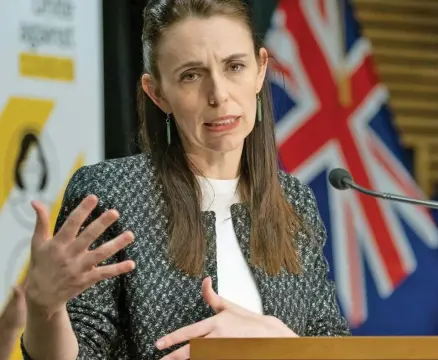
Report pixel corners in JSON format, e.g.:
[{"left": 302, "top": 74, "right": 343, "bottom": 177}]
[{"left": 264, "top": 0, "right": 438, "bottom": 335}]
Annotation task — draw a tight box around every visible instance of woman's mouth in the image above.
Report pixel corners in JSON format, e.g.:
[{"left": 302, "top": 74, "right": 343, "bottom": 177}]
[{"left": 204, "top": 116, "right": 240, "bottom": 132}]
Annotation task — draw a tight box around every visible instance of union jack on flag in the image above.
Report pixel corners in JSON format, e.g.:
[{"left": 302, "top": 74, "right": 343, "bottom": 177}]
[{"left": 265, "top": 0, "right": 438, "bottom": 335}]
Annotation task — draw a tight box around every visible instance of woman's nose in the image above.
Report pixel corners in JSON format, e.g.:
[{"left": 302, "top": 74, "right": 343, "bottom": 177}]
[{"left": 207, "top": 72, "right": 229, "bottom": 106}]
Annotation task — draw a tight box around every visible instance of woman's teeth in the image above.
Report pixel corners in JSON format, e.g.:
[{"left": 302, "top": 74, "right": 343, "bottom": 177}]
[{"left": 206, "top": 118, "right": 237, "bottom": 126}]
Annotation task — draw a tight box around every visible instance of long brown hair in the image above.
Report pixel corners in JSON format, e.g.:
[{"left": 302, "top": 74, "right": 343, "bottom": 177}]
[{"left": 138, "top": 0, "right": 303, "bottom": 276}]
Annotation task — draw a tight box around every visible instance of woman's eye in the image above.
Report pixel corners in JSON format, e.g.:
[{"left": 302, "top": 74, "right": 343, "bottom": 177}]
[
  {"left": 181, "top": 73, "right": 198, "bottom": 82},
  {"left": 229, "top": 63, "right": 244, "bottom": 72}
]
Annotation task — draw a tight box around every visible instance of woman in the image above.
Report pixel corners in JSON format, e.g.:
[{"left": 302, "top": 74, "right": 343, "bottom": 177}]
[{"left": 21, "top": 0, "right": 350, "bottom": 359}]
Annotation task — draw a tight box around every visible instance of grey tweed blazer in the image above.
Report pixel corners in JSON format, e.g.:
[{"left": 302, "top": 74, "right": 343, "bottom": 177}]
[{"left": 22, "top": 152, "right": 350, "bottom": 360}]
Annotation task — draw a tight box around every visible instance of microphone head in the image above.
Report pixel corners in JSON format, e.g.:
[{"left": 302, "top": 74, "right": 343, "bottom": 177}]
[{"left": 328, "top": 168, "right": 353, "bottom": 190}]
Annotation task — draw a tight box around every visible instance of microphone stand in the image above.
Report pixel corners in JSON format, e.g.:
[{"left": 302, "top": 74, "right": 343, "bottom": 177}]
[{"left": 342, "top": 178, "right": 438, "bottom": 210}]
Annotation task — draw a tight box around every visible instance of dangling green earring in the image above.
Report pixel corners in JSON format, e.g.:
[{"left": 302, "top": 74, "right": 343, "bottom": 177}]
[
  {"left": 256, "top": 93, "right": 262, "bottom": 123},
  {"left": 166, "top": 113, "right": 171, "bottom": 145}
]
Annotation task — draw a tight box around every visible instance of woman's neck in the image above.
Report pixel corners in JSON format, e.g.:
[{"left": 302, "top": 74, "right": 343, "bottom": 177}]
[{"left": 186, "top": 148, "right": 242, "bottom": 180}]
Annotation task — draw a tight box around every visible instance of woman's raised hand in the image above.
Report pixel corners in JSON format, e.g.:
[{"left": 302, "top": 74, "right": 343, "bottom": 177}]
[{"left": 24, "top": 195, "right": 135, "bottom": 319}]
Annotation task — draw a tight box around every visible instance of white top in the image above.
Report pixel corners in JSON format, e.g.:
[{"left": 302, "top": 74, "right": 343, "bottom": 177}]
[{"left": 197, "top": 176, "right": 263, "bottom": 314}]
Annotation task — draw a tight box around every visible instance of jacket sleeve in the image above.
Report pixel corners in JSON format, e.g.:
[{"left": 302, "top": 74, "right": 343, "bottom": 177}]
[
  {"left": 21, "top": 165, "right": 128, "bottom": 359},
  {"left": 302, "top": 185, "right": 351, "bottom": 336}
]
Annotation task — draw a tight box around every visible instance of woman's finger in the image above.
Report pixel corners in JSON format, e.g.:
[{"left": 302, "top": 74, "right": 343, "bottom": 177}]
[
  {"left": 57, "top": 195, "right": 99, "bottom": 243},
  {"left": 156, "top": 317, "right": 214, "bottom": 350},
  {"left": 0, "top": 286, "right": 27, "bottom": 360},
  {"left": 87, "top": 260, "right": 136, "bottom": 286},
  {"left": 159, "top": 344, "right": 190, "bottom": 360},
  {"left": 68, "top": 209, "right": 120, "bottom": 255},
  {"left": 81, "top": 231, "right": 135, "bottom": 270}
]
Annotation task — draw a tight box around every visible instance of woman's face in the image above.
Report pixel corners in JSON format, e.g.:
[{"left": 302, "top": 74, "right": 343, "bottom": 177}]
[{"left": 142, "top": 15, "right": 268, "bottom": 155}]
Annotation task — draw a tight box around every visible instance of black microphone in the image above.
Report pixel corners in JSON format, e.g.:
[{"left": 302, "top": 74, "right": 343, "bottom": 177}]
[{"left": 328, "top": 168, "right": 438, "bottom": 210}]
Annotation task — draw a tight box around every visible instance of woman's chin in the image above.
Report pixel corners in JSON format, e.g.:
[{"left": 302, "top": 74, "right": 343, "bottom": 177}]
[
  {"left": 200, "top": 130, "right": 249, "bottom": 152},
  {"left": 203, "top": 138, "right": 245, "bottom": 154}
]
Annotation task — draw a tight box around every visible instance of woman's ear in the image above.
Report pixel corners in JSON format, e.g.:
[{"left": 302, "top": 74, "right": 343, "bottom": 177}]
[
  {"left": 141, "top": 73, "right": 172, "bottom": 113},
  {"left": 256, "top": 47, "right": 269, "bottom": 93}
]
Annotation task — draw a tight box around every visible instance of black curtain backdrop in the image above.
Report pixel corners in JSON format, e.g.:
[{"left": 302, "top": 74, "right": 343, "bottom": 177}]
[
  {"left": 102, "top": 0, "right": 146, "bottom": 159},
  {"left": 102, "top": 0, "right": 279, "bottom": 159}
]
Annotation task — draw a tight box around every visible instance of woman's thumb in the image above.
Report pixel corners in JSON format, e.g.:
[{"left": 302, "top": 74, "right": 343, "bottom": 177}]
[
  {"left": 202, "top": 276, "right": 228, "bottom": 313},
  {"left": 31, "top": 200, "right": 51, "bottom": 247}
]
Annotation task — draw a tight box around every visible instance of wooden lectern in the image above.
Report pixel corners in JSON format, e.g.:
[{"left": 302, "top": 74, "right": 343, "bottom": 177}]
[{"left": 190, "top": 337, "right": 438, "bottom": 359}]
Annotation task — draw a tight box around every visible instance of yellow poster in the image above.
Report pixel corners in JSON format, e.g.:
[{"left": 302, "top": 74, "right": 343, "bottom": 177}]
[{"left": 0, "top": 1, "right": 103, "bottom": 358}]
